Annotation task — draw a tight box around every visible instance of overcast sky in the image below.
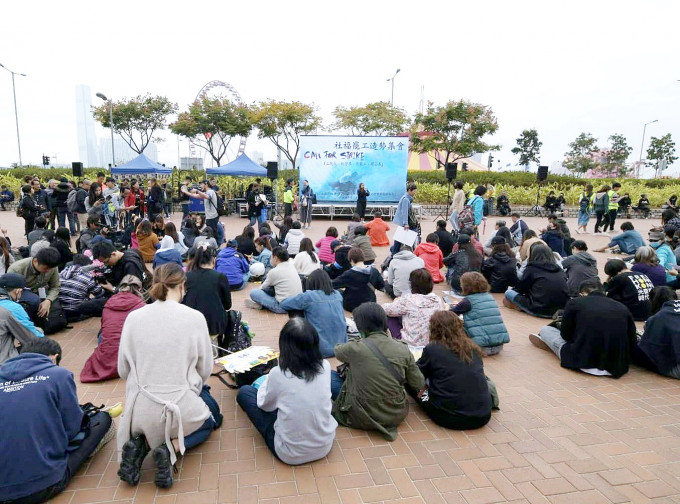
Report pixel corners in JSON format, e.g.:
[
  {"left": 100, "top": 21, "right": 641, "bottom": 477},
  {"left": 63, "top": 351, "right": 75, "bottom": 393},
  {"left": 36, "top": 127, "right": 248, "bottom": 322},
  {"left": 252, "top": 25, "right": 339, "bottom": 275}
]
[{"left": 1, "top": 0, "right": 678, "bottom": 176}]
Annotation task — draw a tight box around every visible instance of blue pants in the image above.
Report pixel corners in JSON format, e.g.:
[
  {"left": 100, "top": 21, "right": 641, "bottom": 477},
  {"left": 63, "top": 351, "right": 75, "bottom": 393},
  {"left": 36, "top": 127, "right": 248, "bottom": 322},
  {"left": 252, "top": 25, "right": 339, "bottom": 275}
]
[
  {"left": 184, "top": 385, "right": 223, "bottom": 450},
  {"left": 330, "top": 370, "right": 344, "bottom": 400},
  {"left": 250, "top": 289, "right": 286, "bottom": 314},
  {"left": 236, "top": 385, "right": 278, "bottom": 459},
  {"left": 57, "top": 208, "right": 77, "bottom": 236},
  {"left": 18, "top": 288, "right": 41, "bottom": 323}
]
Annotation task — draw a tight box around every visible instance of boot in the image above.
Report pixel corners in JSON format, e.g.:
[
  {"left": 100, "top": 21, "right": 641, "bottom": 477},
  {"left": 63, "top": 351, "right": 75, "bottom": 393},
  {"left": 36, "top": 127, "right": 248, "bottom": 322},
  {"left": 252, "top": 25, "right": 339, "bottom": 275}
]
[
  {"left": 153, "top": 444, "right": 174, "bottom": 489},
  {"left": 118, "top": 435, "right": 150, "bottom": 486}
]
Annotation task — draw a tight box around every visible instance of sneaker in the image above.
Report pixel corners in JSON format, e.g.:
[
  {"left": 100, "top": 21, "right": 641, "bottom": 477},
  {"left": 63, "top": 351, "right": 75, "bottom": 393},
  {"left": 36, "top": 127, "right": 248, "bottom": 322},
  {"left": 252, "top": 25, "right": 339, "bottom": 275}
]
[
  {"left": 153, "top": 445, "right": 174, "bottom": 489},
  {"left": 118, "top": 435, "right": 150, "bottom": 486},
  {"left": 529, "top": 333, "right": 551, "bottom": 352},
  {"left": 502, "top": 297, "right": 518, "bottom": 310},
  {"left": 91, "top": 419, "right": 116, "bottom": 458},
  {"left": 244, "top": 299, "right": 263, "bottom": 310}
]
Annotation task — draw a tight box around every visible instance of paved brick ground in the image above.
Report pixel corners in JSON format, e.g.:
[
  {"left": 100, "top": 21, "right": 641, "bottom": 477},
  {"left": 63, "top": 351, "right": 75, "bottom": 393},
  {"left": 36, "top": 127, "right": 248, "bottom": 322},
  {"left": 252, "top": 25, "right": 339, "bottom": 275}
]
[{"left": 6, "top": 210, "right": 680, "bottom": 504}]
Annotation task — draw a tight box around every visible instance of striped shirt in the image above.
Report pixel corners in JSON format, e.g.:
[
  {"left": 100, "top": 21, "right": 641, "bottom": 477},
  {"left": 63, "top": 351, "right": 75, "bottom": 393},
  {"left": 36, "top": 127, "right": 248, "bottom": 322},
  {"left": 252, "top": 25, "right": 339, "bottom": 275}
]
[{"left": 58, "top": 265, "right": 104, "bottom": 312}]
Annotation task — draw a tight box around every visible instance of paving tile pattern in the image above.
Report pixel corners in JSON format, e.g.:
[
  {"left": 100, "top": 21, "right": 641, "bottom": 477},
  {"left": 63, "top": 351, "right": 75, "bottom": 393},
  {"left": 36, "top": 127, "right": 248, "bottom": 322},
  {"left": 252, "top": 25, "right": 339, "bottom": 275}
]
[{"left": 5, "top": 211, "right": 678, "bottom": 504}]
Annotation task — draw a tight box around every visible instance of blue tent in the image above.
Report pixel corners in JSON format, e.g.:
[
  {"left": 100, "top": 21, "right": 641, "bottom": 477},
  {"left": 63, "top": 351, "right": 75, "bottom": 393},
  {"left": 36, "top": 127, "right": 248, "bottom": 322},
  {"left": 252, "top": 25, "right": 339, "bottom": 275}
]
[
  {"left": 111, "top": 153, "right": 172, "bottom": 175},
  {"left": 206, "top": 154, "right": 267, "bottom": 177}
]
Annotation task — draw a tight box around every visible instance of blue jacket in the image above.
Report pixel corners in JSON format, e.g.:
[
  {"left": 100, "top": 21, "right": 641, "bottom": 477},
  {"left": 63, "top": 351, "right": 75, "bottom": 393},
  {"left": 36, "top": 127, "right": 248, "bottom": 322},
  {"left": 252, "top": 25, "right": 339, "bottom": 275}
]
[
  {"left": 216, "top": 247, "right": 250, "bottom": 286},
  {"left": 609, "top": 230, "right": 645, "bottom": 254},
  {"left": 0, "top": 353, "right": 83, "bottom": 500},
  {"left": 0, "top": 298, "right": 43, "bottom": 338},
  {"left": 152, "top": 248, "right": 183, "bottom": 269},
  {"left": 253, "top": 248, "right": 272, "bottom": 270},
  {"left": 467, "top": 195, "right": 484, "bottom": 226},
  {"left": 394, "top": 193, "right": 413, "bottom": 227},
  {"left": 463, "top": 293, "right": 510, "bottom": 348},
  {"left": 654, "top": 243, "right": 677, "bottom": 282},
  {"left": 279, "top": 290, "right": 347, "bottom": 357}
]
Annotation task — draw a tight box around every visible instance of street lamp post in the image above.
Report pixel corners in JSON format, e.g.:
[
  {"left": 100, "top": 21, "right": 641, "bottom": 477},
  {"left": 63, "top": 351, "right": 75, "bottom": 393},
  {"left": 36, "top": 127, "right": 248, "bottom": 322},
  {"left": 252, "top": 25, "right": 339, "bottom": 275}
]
[
  {"left": 0, "top": 63, "right": 26, "bottom": 167},
  {"left": 96, "top": 92, "right": 115, "bottom": 168},
  {"left": 386, "top": 69, "right": 401, "bottom": 105},
  {"left": 637, "top": 119, "right": 658, "bottom": 177}
]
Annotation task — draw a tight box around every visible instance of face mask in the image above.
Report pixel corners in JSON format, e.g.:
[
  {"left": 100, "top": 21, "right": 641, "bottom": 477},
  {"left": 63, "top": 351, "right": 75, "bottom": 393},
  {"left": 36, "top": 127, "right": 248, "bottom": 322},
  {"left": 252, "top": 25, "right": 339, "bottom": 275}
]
[{"left": 650, "top": 242, "right": 661, "bottom": 249}]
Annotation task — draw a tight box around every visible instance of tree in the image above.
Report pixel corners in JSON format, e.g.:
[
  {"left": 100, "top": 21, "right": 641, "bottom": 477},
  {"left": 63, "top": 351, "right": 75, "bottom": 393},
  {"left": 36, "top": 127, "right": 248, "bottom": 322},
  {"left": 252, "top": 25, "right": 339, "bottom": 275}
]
[
  {"left": 250, "top": 100, "right": 322, "bottom": 168},
  {"left": 563, "top": 133, "right": 599, "bottom": 176},
  {"left": 511, "top": 129, "right": 542, "bottom": 168},
  {"left": 332, "top": 101, "right": 409, "bottom": 136},
  {"left": 410, "top": 100, "right": 500, "bottom": 170},
  {"left": 647, "top": 134, "right": 678, "bottom": 177},
  {"left": 600, "top": 133, "right": 633, "bottom": 177},
  {"left": 170, "top": 96, "right": 252, "bottom": 166},
  {"left": 92, "top": 94, "right": 177, "bottom": 154}
]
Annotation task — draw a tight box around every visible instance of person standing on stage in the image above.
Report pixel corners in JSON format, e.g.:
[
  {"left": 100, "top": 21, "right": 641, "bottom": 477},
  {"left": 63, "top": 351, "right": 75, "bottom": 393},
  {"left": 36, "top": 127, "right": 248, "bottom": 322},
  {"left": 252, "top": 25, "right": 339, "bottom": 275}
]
[
  {"left": 300, "top": 180, "right": 314, "bottom": 230},
  {"left": 356, "top": 183, "right": 370, "bottom": 221}
]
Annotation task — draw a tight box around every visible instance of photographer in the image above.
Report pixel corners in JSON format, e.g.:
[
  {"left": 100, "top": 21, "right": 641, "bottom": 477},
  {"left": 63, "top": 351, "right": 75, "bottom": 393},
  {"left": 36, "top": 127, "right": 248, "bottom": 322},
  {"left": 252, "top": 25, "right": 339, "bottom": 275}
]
[
  {"left": 91, "top": 241, "right": 145, "bottom": 287},
  {"left": 78, "top": 215, "right": 109, "bottom": 253},
  {"left": 59, "top": 255, "right": 114, "bottom": 321}
]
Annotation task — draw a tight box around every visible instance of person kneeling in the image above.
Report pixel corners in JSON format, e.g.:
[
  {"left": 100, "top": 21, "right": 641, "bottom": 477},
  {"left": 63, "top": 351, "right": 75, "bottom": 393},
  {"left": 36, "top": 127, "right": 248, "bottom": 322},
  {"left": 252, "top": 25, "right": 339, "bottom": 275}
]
[
  {"left": 413, "top": 311, "right": 497, "bottom": 430},
  {"left": 331, "top": 303, "right": 425, "bottom": 441},
  {"left": 530, "top": 279, "right": 636, "bottom": 378},
  {"left": 236, "top": 318, "right": 337, "bottom": 465},
  {"left": 0, "top": 338, "right": 113, "bottom": 504},
  {"left": 117, "top": 264, "right": 223, "bottom": 489}
]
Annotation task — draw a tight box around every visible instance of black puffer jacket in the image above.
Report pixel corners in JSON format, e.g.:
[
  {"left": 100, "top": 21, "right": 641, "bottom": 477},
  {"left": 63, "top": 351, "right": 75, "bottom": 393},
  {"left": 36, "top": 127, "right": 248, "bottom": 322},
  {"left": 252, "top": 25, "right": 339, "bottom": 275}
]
[
  {"left": 54, "top": 182, "right": 71, "bottom": 209},
  {"left": 514, "top": 262, "right": 568, "bottom": 317},
  {"left": 482, "top": 252, "right": 517, "bottom": 293}
]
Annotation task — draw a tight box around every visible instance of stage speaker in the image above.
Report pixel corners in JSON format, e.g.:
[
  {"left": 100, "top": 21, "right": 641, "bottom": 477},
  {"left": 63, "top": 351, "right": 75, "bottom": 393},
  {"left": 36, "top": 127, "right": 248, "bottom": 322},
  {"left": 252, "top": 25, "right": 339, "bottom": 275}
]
[
  {"left": 267, "top": 161, "right": 278, "bottom": 180},
  {"left": 537, "top": 165, "right": 549, "bottom": 181},
  {"left": 445, "top": 162, "right": 458, "bottom": 180},
  {"left": 72, "top": 162, "right": 83, "bottom": 177}
]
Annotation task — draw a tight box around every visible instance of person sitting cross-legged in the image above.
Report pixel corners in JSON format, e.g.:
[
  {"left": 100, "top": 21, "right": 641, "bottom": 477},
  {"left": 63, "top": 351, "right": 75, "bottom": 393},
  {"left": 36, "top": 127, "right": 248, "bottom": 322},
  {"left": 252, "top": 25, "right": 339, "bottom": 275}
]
[
  {"left": 593, "top": 222, "right": 645, "bottom": 255},
  {"left": 280, "top": 270, "right": 346, "bottom": 357},
  {"left": 604, "top": 259, "right": 653, "bottom": 321},
  {"left": 0, "top": 338, "right": 113, "bottom": 504},
  {"left": 384, "top": 243, "right": 425, "bottom": 299},
  {"left": 364, "top": 211, "right": 391, "bottom": 247},
  {"left": 530, "top": 278, "right": 636, "bottom": 378},
  {"left": 633, "top": 286, "right": 680, "bottom": 379},
  {"left": 503, "top": 244, "right": 568, "bottom": 318},
  {"left": 411, "top": 310, "right": 497, "bottom": 430},
  {"left": 236, "top": 318, "right": 337, "bottom": 465},
  {"left": 332, "top": 247, "right": 384, "bottom": 312},
  {"left": 0, "top": 273, "right": 44, "bottom": 339},
  {"left": 59, "top": 254, "right": 114, "bottom": 322},
  {"left": 451, "top": 272, "right": 510, "bottom": 356},
  {"left": 331, "top": 302, "right": 425, "bottom": 441},
  {"left": 215, "top": 239, "right": 250, "bottom": 291},
  {"left": 415, "top": 233, "right": 445, "bottom": 283},
  {"left": 246, "top": 246, "right": 303, "bottom": 313},
  {"left": 8, "top": 247, "right": 61, "bottom": 326}
]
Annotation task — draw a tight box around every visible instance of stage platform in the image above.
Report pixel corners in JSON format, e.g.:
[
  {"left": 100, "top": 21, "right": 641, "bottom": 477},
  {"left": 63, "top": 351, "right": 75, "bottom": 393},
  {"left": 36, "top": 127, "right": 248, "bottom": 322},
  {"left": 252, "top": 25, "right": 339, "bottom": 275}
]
[{"left": 236, "top": 202, "right": 422, "bottom": 221}]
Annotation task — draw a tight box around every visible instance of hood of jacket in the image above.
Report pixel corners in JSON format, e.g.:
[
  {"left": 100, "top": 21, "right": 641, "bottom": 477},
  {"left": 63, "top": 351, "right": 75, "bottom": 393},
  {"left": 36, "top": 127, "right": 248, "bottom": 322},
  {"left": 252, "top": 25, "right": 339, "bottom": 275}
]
[
  {"left": 393, "top": 250, "right": 417, "bottom": 261},
  {"left": 219, "top": 247, "right": 238, "bottom": 259},
  {"left": 351, "top": 265, "right": 372, "bottom": 275},
  {"left": 105, "top": 291, "right": 145, "bottom": 313},
  {"left": 407, "top": 292, "right": 443, "bottom": 309},
  {"left": 490, "top": 251, "right": 513, "bottom": 263},
  {"left": 287, "top": 229, "right": 304, "bottom": 238},
  {"left": 0, "top": 353, "right": 55, "bottom": 381},
  {"left": 155, "top": 248, "right": 181, "bottom": 260},
  {"left": 571, "top": 251, "right": 597, "bottom": 267},
  {"left": 60, "top": 264, "right": 83, "bottom": 281},
  {"left": 528, "top": 262, "right": 562, "bottom": 273},
  {"left": 55, "top": 182, "right": 71, "bottom": 193},
  {"left": 417, "top": 242, "right": 440, "bottom": 254},
  {"left": 594, "top": 192, "right": 607, "bottom": 200}
]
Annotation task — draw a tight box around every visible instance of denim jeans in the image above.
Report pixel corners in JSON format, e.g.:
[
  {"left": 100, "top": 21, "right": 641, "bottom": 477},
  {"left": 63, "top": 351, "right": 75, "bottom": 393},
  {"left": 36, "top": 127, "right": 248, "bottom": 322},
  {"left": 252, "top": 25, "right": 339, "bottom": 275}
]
[
  {"left": 18, "top": 288, "right": 41, "bottom": 323},
  {"left": 184, "top": 385, "right": 223, "bottom": 450},
  {"left": 236, "top": 385, "right": 278, "bottom": 458},
  {"left": 504, "top": 289, "right": 542, "bottom": 317},
  {"left": 449, "top": 210, "right": 459, "bottom": 231},
  {"left": 250, "top": 289, "right": 286, "bottom": 314},
  {"left": 57, "top": 208, "right": 77, "bottom": 236},
  {"left": 537, "top": 326, "right": 567, "bottom": 359},
  {"left": 330, "top": 370, "right": 344, "bottom": 400}
]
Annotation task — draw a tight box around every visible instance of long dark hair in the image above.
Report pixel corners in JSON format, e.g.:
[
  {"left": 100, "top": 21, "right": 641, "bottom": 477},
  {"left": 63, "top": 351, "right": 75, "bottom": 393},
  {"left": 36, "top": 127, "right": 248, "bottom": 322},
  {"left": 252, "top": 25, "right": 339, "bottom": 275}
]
[
  {"left": 650, "top": 286, "right": 677, "bottom": 315},
  {"left": 306, "top": 269, "right": 334, "bottom": 295},
  {"left": 88, "top": 182, "right": 102, "bottom": 206},
  {"left": 299, "top": 238, "right": 318, "bottom": 263},
  {"left": 278, "top": 318, "right": 323, "bottom": 382},
  {"left": 188, "top": 244, "right": 217, "bottom": 271},
  {"left": 460, "top": 242, "right": 482, "bottom": 270},
  {"left": 528, "top": 244, "right": 556, "bottom": 264},
  {"left": 495, "top": 226, "right": 514, "bottom": 246},
  {"left": 241, "top": 225, "right": 255, "bottom": 240},
  {"left": 164, "top": 222, "right": 179, "bottom": 243}
]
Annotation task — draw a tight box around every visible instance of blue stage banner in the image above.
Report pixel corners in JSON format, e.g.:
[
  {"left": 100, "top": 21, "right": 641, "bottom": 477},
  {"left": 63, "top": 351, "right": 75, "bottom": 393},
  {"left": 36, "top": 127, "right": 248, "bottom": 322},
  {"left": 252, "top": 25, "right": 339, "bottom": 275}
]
[{"left": 298, "top": 135, "right": 408, "bottom": 203}]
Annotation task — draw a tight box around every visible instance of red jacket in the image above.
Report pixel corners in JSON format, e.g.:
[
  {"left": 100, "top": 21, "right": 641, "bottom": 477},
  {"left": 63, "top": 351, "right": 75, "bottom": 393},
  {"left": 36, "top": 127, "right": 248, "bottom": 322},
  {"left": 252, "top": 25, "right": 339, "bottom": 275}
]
[
  {"left": 415, "top": 242, "right": 444, "bottom": 283},
  {"left": 364, "top": 217, "right": 390, "bottom": 246},
  {"left": 80, "top": 292, "right": 145, "bottom": 383}
]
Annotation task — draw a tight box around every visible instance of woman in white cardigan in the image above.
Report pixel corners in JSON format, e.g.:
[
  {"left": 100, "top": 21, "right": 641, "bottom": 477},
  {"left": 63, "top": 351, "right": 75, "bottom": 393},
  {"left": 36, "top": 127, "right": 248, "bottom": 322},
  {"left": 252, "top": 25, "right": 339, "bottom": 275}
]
[
  {"left": 294, "top": 238, "right": 322, "bottom": 276},
  {"left": 117, "top": 263, "right": 223, "bottom": 489}
]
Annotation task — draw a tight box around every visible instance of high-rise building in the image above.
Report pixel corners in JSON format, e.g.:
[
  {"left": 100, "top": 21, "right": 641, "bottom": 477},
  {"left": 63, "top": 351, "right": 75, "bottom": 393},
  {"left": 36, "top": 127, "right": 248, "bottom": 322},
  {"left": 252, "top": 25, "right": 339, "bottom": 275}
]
[{"left": 75, "top": 85, "right": 99, "bottom": 168}]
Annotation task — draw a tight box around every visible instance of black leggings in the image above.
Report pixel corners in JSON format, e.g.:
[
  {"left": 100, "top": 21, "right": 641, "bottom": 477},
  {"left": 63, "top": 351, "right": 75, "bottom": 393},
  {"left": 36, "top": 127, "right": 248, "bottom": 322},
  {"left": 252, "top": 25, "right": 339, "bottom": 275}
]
[
  {"left": 356, "top": 201, "right": 367, "bottom": 220},
  {"left": 594, "top": 211, "right": 606, "bottom": 232},
  {"left": 605, "top": 209, "right": 617, "bottom": 232}
]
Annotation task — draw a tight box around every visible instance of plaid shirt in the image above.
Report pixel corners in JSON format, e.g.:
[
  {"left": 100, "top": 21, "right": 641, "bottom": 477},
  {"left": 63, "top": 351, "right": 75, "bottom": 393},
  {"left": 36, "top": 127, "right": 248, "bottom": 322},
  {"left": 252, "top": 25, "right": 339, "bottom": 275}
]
[{"left": 58, "top": 265, "right": 104, "bottom": 312}]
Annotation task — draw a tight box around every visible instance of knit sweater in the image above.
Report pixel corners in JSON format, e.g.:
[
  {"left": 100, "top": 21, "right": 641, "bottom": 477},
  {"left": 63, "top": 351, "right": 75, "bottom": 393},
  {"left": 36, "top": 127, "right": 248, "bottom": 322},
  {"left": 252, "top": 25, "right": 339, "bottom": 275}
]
[
  {"left": 261, "top": 260, "right": 303, "bottom": 302},
  {"left": 117, "top": 301, "right": 213, "bottom": 463}
]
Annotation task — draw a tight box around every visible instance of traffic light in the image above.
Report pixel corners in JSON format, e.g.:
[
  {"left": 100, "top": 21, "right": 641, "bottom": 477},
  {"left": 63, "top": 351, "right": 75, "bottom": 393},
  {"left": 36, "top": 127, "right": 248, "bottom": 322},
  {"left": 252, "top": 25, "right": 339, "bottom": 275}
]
[
  {"left": 487, "top": 155, "right": 494, "bottom": 168},
  {"left": 42, "top": 155, "right": 49, "bottom": 166}
]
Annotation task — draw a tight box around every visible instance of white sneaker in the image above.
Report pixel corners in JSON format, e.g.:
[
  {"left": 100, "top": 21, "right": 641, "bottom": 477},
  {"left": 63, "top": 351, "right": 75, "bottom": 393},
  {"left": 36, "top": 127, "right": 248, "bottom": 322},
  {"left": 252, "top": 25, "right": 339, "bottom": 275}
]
[{"left": 244, "top": 299, "right": 263, "bottom": 310}]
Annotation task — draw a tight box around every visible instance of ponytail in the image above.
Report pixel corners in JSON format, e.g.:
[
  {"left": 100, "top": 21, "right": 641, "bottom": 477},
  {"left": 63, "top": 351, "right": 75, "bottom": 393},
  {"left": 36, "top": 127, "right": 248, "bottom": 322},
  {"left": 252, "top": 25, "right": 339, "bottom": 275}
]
[
  {"left": 188, "top": 243, "right": 217, "bottom": 271},
  {"left": 149, "top": 263, "right": 185, "bottom": 301}
]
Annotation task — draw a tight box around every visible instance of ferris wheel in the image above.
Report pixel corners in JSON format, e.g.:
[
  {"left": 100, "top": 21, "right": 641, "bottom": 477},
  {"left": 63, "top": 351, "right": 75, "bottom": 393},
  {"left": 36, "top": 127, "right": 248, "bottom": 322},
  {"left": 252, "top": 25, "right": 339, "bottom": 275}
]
[{"left": 193, "top": 80, "right": 247, "bottom": 167}]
